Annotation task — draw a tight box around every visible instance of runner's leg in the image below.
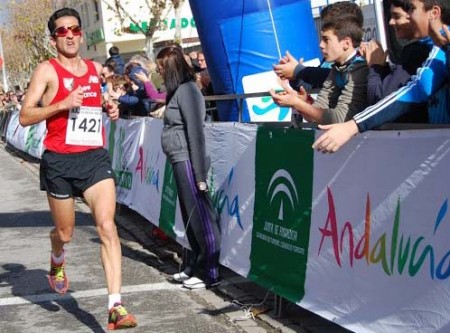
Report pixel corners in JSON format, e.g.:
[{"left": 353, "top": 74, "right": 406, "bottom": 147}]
[
  {"left": 83, "top": 178, "right": 121, "bottom": 294},
  {"left": 47, "top": 195, "right": 75, "bottom": 255}
]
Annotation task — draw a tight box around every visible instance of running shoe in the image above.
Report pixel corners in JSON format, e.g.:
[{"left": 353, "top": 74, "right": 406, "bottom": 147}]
[
  {"left": 47, "top": 258, "right": 69, "bottom": 294},
  {"left": 107, "top": 303, "right": 137, "bottom": 330}
]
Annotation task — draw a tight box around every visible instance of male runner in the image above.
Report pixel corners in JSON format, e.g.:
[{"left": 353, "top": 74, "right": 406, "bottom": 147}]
[{"left": 19, "top": 8, "right": 137, "bottom": 330}]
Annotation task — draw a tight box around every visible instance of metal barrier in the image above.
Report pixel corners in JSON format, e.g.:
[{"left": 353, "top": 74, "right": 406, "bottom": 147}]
[
  {"left": 203, "top": 91, "right": 450, "bottom": 130},
  {"left": 0, "top": 106, "right": 16, "bottom": 142},
  {"left": 203, "top": 90, "right": 322, "bottom": 123}
]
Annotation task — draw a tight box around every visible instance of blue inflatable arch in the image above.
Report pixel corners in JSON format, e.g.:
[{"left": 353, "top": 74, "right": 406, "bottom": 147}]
[{"left": 189, "top": 0, "right": 321, "bottom": 121}]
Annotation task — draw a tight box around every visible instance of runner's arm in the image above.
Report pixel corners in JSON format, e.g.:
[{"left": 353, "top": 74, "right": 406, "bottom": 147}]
[{"left": 20, "top": 62, "right": 83, "bottom": 126}]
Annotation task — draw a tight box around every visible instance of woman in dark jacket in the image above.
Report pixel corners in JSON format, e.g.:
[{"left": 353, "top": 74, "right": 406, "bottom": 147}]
[{"left": 156, "top": 46, "right": 221, "bottom": 289}]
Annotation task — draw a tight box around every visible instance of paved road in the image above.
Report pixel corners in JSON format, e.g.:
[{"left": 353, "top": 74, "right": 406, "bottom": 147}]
[{"left": 0, "top": 142, "right": 352, "bottom": 333}]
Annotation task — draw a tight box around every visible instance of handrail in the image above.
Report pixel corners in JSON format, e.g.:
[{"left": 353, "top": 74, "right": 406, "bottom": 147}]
[
  {"left": 203, "top": 91, "right": 450, "bottom": 130},
  {"left": 203, "top": 89, "right": 321, "bottom": 122}
]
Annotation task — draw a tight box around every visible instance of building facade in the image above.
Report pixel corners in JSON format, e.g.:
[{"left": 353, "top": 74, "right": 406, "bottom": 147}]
[
  {"left": 74, "top": 0, "right": 199, "bottom": 63},
  {"left": 74, "top": 0, "right": 375, "bottom": 64}
]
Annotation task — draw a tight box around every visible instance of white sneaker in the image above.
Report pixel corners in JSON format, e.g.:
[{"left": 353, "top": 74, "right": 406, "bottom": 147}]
[
  {"left": 173, "top": 272, "right": 191, "bottom": 282},
  {"left": 182, "top": 277, "right": 206, "bottom": 289}
]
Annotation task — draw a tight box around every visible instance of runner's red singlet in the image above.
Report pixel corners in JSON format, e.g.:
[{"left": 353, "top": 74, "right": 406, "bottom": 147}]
[{"left": 44, "top": 58, "right": 105, "bottom": 153}]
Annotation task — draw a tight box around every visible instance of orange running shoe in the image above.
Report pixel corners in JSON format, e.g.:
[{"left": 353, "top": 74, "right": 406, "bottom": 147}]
[
  {"left": 107, "top": 303, "right": 137, "bottom": 330},
  {"left": 47, "top": 257, "right": 69, "bottom": 294}
]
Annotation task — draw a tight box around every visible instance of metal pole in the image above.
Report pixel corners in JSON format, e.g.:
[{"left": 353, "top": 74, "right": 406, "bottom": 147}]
[
  {"left": 373, "top": 0, "right": 388, "bottom": 50},
  {"left": 0, "top": 34, "right": 8, "bottom": 92}
]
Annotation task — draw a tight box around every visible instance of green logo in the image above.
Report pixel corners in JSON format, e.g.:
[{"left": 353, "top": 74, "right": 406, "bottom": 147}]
[{"left": 249, "top": 127, "right": 314, "bottom": 302}]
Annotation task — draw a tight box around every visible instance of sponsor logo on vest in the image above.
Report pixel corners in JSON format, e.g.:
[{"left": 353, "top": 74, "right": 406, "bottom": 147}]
[
  {"left": 89, "top": 75, "right": 99, "bottom": 84},
  {"left": 81, "top": 85, "right": 97, "bottom": 98},
  {"left": 63, "top": 78, "right": 74, "bottom": 91},
  {"left": 83, "top": 91, "right": 98, "bottom": 98}
]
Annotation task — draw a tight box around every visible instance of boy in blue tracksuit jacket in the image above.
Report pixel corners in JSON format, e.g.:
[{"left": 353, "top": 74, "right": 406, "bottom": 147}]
[
  {"left": 313, "top": 0, "right": 450, "bottom": 153},
  {"left": 355, "top": 37, "right": 448, "bottom": 131}
]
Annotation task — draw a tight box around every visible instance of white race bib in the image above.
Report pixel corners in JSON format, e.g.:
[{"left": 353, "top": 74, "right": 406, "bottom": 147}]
[{"left": 66, "top": 106, "right": 103, "bottom": 146}]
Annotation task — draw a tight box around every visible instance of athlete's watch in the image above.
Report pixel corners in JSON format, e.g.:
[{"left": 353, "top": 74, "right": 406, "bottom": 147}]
[{"left": 198, "top": 182, "right": 207, "bottom": 192}]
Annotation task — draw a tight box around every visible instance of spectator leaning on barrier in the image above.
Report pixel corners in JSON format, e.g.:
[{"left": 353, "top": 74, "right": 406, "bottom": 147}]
[
  {"left": 313, "top": 0, "right": 450, "bottom": 153},
  {"left": 100, "top": 63, "right": 115, "bottom": 100},
  {"left": 8, "top": 92, "right": 21, "bottom": 110},
  {"left": 18, "top": 7, "right": 137, "bottom": 330},
  {"left": 196, "top": 51, "right": 214, "bottom": 96},
  {"left": 273, "top": 1, "right": 364, "bottom": 91},
  {"left": 125, "top": 54, "right": 166, "bottom": 104},
  {"left": 156, "top": 46, "right": 221, "bottom": 290},
  {"left": 358, "top": 0, "right": 432, "bottom": 123},
  {"left": 270, "top": 13, "right": 368, "bottom": 124},
  {"left": 0, "top": 94, "right": 5, "bottom": 109},
  {"left": 110, "top": 62, "right": 153, "bottom": 117},
  {"left": 134, "top": 70, "right": 166, "bottom": 102},
  {"left": 429, "top": 8, "right": 450, "bottom": 80}
]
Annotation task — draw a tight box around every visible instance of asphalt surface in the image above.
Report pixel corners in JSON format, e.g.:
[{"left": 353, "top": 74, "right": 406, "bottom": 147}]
[{"left": 0, "top": 142, "right": 352, "bottom": 333}]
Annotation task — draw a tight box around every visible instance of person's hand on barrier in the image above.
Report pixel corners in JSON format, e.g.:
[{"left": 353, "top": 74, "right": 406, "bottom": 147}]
[
  {"left": 269, "top": 80, "right": 309, "bottom": 110},
  {"left": 429, "top": 19, "right": 450, "bottom": 47},
  {"left": 269, "top": 79, "right": 300, "bottom": 108},
  {"left": 273, "top": 51, "right": 299, "bottom": 80},
  {"left": 61, "top": 86, "right": 83, "bottom": 111},
  {"left": 312, "top": 120, "right": 359, "bottom": 153}
]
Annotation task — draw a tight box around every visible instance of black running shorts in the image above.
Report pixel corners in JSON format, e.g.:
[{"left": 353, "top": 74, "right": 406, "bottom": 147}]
[{"left": 40, "top": 148, "right": 116, "bottom": 199}]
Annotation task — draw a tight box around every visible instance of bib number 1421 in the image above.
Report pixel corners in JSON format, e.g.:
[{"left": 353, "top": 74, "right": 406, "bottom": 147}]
[{"left": 66, "top": 106, "right": 103, "bottom": 146}]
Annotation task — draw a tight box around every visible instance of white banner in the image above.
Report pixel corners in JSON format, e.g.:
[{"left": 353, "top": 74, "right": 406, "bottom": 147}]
[
  {"left": 109, "top": 118, "right": 144, "bottom": 207},
  {"left": 206, "top": 122, "right": 257, "bottom": 276},
  {"left": 304, "top": 130, "right": 450, "bottom": 333},
  {"left": 6, "top": 110, "right": 28, "bottom": 151},
  {"left": 130, "top": 118, "right": 166, "bottom": 227}
]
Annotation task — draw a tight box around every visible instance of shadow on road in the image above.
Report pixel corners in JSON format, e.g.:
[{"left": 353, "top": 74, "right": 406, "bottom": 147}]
[
  {"left": 0, "top": 263, "right": 106, "bottom": 333},
  {"left": 0, "top": 211, "right": 94, "bottom": 228}
]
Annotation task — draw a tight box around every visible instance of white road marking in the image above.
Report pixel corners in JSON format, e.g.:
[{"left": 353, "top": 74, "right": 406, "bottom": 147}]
[{"left": 0, "top": 282, "right": 184, "bottom": 306}]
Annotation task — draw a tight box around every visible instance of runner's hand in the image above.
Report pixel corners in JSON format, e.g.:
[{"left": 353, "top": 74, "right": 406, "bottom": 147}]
[
  {"left": 106, "top": 100, "right": 120, "bottom": 121},
  {"left": 61, "top": 86, "right": 84, "bottom": 110}
]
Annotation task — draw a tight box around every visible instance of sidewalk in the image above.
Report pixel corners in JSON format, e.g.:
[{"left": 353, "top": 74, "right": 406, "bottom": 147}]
[{"left": 114, "top": 205, "right": 353, "bottom": 333}]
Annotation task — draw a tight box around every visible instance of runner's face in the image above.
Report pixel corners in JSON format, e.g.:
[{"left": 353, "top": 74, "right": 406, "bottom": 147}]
[
  {"left": 389, "top": 5, "right": 414, "bottom": 40},
  {"left": 408, "top": 0, "right": 432, "bottom": 39},
  {"left": 52, "top": 16, "right": 82, "bottom": 57}
]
